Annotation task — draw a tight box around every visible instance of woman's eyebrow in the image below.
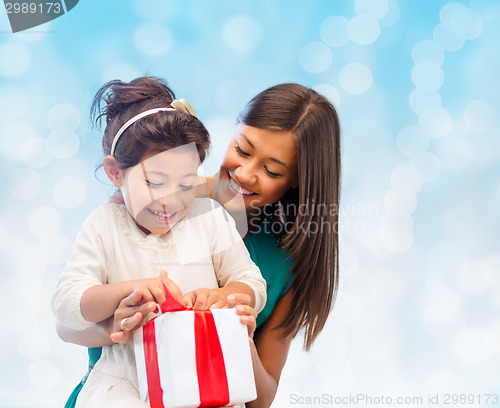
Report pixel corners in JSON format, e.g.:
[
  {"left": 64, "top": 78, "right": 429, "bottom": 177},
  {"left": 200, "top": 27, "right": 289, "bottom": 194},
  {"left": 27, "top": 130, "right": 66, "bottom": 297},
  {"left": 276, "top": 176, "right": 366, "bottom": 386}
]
[
  {"left": 241, "top": 134, "right": 255, "bottom": 149},
  {"left": 242, "top": 134, "right": 288, "bottom": 169}
]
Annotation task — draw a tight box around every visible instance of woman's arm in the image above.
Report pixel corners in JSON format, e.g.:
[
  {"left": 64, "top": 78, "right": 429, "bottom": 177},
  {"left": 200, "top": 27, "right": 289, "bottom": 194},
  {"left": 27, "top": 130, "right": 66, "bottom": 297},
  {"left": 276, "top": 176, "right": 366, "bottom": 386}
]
[
  {"left": 247, "top": 290, "right": 294, "bottom": 408},
  {"left": 56, "top": 318, "right": 114, "bottom": 347}
]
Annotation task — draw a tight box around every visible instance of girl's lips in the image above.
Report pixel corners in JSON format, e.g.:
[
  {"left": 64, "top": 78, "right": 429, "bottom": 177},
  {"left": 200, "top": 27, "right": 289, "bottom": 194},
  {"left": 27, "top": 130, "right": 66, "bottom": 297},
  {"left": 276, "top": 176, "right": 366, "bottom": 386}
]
[{"left": 147, "top": 208, "right": 179, "bottom": 225}]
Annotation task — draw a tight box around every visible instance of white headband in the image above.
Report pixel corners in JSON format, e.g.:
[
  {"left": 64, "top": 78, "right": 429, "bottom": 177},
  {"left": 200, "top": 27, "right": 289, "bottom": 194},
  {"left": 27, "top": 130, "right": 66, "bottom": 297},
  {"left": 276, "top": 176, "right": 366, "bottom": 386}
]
[{"left": 110, "top": 98, "right": 196, "bottom": 157}]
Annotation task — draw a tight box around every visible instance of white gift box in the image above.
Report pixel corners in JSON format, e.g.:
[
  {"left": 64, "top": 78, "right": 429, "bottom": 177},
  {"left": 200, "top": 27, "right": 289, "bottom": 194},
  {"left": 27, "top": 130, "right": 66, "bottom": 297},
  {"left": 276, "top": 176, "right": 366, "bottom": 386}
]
[{"left": 134, "top": 308, "right": 257, "bottom": 408}]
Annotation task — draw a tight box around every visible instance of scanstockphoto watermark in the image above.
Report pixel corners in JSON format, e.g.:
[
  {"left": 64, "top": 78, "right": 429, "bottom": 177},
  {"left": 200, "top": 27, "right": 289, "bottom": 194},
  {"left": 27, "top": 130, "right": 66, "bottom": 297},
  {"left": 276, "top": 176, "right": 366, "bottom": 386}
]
[
  {"left": 290, "top": 393, "right": 425, "bottom": 406},
  {"left": 289, "top": 393, "right": 500, "bottom": 406},
  {"left": 250, "top": 200, "right": 379, "bottom": 237},
  {"left": 2, "top": 0, "right": 79, "bottom": 33}
]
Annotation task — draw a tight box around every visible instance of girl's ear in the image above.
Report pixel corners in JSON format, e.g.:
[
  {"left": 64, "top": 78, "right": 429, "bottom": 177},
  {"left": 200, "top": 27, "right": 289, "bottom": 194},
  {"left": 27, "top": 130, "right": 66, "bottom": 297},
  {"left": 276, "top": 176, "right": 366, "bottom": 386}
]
[{"left": 103, "top": 155, "right": 122, "bottom": 187}]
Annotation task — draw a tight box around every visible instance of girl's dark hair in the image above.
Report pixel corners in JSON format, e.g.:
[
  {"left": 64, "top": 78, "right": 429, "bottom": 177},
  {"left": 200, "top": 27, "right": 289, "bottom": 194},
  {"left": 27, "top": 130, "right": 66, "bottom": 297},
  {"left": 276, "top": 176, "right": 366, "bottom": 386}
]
[
  {"left": 238, "top": 83, "right": 341, "bottom": 350},
  {"left": 90, "top": 76, "right": 210, "bottom": 168}
]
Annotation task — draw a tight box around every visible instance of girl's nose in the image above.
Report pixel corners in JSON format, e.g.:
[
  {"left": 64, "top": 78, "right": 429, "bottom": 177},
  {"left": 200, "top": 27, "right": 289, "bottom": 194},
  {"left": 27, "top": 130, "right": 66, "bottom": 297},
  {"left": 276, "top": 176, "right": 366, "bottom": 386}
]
[{"left": 160, "top": 193, "right": 180, "bottom": 210}]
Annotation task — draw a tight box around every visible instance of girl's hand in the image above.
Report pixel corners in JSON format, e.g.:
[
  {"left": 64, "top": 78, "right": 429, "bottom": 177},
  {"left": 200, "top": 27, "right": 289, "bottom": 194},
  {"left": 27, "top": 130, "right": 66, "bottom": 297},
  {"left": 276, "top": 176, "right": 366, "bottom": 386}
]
[
  {"left": 184, "top": 282, "right": 256, "bottom": 310},
  {"left": 228, "top": 293, "right": 257, "bottom": 338},
  {"left": 184, "top": 288, "right": 229, "bottom": 310},
  {"left": 133, "top": 270, "right": 184, "bottom": 306}
]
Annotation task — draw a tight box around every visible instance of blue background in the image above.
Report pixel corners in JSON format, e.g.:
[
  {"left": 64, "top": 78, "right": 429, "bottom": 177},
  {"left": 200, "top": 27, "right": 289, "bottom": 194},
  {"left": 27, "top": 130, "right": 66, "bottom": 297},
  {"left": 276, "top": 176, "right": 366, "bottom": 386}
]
[{"left": 0, "top": 0, "right": 499, "bottom": 406}]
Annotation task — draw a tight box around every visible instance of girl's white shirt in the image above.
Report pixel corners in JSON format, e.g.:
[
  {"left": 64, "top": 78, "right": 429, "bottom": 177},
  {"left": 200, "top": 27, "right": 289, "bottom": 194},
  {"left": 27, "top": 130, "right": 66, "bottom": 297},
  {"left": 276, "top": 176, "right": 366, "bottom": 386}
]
[{"left": 52, "top": 197, "right": 266, "bottom": 385}]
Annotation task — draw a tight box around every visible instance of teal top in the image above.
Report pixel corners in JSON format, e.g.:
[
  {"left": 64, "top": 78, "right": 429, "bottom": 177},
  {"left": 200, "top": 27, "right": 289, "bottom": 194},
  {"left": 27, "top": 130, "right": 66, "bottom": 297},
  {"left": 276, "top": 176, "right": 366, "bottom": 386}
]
[
  {"left": 244, "top": 225, "right": 294, "bottom": 327},
  {"left": 65, "top": 225, "right": 294, "bottom": 408}
]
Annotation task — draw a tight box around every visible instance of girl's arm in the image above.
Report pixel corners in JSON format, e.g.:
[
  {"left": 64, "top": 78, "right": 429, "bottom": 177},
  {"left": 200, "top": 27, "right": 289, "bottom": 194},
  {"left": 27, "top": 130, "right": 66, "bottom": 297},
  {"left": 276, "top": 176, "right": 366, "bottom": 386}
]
[
  {"left": 80, "top": 270, "right": 184, "bottom": 323},
  {"left": 55, "top": 288, "right": 158, "bottom": 347}
]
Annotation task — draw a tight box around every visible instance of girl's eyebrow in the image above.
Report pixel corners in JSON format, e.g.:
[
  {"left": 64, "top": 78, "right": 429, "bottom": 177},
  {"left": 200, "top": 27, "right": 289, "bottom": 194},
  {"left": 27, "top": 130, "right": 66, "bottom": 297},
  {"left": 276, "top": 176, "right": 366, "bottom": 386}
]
[
  {"left": 241, "top": 134, "right": 289, "bottom": 169},
  {"left": 144, "top": 170, "right": 198, "bottom": 178}
]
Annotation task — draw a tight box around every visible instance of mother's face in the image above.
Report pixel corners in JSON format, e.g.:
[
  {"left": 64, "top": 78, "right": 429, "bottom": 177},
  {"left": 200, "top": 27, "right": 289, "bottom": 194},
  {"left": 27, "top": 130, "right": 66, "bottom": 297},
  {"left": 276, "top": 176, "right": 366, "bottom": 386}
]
[{"left": 216, "top": 123, "right": 298, "bottom": 212}]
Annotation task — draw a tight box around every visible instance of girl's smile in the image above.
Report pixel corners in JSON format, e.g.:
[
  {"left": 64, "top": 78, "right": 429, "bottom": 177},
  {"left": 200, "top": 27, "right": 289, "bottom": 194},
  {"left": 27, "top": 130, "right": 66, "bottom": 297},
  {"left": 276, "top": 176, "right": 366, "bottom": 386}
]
[{"left": 146, "top": 208, "right": 181, "bottom": 225}]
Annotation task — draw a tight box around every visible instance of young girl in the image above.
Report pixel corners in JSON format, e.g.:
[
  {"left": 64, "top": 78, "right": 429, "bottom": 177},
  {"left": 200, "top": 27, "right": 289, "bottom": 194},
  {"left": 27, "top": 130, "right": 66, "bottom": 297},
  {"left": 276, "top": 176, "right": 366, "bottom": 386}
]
[{"left": 51, "top": 77, "right": 267, "bottom": 407}]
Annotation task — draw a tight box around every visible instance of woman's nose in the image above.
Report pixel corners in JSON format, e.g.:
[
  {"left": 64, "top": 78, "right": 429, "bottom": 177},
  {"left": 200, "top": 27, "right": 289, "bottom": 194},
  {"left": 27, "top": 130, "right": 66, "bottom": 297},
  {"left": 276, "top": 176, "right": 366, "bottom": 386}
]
[{"left": 235, "top": 163, "right": 256, "bottom": 185}]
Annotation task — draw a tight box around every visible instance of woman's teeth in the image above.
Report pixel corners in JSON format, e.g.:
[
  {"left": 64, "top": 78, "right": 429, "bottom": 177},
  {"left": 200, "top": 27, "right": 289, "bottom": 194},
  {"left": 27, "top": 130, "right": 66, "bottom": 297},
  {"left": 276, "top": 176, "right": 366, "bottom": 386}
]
[{"left": 229, "top": 178, "right": 254, "bottom": 195}]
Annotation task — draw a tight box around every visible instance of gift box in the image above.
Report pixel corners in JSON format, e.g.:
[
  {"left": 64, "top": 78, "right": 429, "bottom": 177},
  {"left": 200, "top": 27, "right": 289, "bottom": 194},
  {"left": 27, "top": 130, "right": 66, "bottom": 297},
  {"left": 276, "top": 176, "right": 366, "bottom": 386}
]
[{"left": 134, "top": 293, "right": 257, "bottom": 408}]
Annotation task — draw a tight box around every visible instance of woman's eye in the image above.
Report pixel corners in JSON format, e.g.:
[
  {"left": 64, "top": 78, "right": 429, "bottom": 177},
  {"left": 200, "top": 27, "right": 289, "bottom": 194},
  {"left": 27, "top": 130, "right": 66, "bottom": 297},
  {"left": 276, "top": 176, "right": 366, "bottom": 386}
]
[
  {"left": 235, "top": 144, "right": 250, "bottom": 157},
  {"left": 179, "top": 184, "right": 194, "bottom": 191},
  {"left": 264, "top": 167, "right": 281, "bottom": 178},
  {"left": 146, "top": 180, "right": 162, "bottom": 188}
]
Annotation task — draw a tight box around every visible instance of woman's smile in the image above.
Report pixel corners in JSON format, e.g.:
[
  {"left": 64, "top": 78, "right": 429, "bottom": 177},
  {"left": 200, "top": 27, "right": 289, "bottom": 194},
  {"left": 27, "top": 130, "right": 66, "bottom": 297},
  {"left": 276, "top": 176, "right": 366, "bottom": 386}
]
[{"left": 227, "top": 173, "right": 257, "bottom": 197}]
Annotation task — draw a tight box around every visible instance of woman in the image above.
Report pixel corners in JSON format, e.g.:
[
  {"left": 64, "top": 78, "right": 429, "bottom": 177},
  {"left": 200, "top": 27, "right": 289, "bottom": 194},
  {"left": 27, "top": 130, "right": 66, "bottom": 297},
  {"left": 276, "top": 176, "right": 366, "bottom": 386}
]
[{"left": 57, "top": 82, "right": 341, "bottom": 408}]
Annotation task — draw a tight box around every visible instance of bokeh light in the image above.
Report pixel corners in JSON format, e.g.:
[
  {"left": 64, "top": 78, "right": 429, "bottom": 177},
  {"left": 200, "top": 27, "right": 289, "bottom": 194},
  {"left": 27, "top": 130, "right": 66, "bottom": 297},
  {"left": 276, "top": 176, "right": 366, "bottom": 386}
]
[
  {"left": 347, "top": 14, "right": 381, "bottom": 45},
  {"left": 47, "top": 104, "right": 81, "bottom": 131},
  {"left": 320, "top": 16, "right": 350, "bottom": 47},
  {"left": 21, "top": 137, "right": 52, "bottom": 168},
  {"left": 27, "top": 206, "right": 61, "bottom": 238},
  {"left": 462, "top": 99, "right": 495, "bottom": 133},
  {"left": 8, "top": 168, "right": 42, "bottom": 200},
  {"left": 354, "top": 0, "right": 389, "bottom": 20},
  {"left": 223, "top": 15, "right": 263, "bottom": 53},
  {"left": 0, "top": 41, "right": 31, "bottom": 77},
  {"left": 133, "top": 22, "right": 173, "bottom": 57},
  {"left": 433, "top": 23, "right": 465, "bottom": 52},
  {"left": 339, "top": 62, "right": 373, "bottom": 94},
  {"left": 299, "top": 41, "right": 332, "bottom": 74},
  {"left": 396, "top": 125, "right": 429, "bottom": 157},
  {"left": 440, "top": 2, "right": 483, "bottom": 40}
]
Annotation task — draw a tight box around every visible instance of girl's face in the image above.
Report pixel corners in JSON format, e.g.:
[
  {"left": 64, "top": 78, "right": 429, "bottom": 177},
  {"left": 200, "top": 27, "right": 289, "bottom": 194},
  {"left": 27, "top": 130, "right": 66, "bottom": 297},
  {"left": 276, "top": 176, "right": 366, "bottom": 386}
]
[
  {"left": 120, "top": 144, "right": 200, "bottom": 235},
  {"left": 217, "top": 123, "right": 299, "bottom": 212}
]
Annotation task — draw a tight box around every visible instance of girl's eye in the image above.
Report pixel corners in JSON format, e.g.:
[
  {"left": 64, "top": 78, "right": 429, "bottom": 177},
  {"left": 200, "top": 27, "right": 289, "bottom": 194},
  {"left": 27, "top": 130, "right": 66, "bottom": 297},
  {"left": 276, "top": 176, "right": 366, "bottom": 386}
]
[
  {"left": 235, "top": 144, "right": 250, "bottom": 157},
  {"left": 146, "top": 180, "right": 162, "bottom": 188},
  {"left": 264, "top": 167, "right": 281, "bottom": 178},
  {"left": 179, "top": 184, "right": 194, "bottom": 191}
]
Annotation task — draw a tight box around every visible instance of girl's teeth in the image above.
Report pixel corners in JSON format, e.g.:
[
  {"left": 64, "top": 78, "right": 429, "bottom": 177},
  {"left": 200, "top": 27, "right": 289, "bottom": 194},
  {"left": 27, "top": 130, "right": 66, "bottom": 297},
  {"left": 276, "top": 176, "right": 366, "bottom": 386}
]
[
  {"left": 150, "top": 209, "right": 175, "bottom": 219},
  {"left": 230, "top": 178, "right": 254, "bottom": 195}
]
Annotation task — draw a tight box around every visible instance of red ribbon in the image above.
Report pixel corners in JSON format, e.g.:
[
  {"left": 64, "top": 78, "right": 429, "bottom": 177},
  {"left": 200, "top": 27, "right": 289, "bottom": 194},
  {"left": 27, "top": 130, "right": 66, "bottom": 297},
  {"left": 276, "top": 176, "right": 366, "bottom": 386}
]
[{"left": 142, "top": 288, "right": 230, "bottom": 408}]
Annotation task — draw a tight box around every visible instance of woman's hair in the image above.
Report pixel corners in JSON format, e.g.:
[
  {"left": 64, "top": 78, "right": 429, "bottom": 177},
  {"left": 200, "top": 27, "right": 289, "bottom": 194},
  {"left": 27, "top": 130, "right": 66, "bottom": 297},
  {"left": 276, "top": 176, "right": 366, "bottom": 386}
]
[
  {"left": 90, "top": 76, "right": 210, "bottom": 168},
  {"left": 238, "top": 83, "right": 341, "bottom": 350}
]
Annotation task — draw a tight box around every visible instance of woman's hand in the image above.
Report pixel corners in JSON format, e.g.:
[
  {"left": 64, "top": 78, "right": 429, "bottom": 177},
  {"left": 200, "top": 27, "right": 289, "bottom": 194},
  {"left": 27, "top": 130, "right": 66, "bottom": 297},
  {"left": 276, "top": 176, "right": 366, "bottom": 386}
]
[
  {"left": 110, "top": 270, "right": 184, "bottom": 344},
  {"left": 110, "top": 288, "right": 157, "bottom": 344},
  {"left": 228, "top": 293, "right": 257, "bottom": 338}
]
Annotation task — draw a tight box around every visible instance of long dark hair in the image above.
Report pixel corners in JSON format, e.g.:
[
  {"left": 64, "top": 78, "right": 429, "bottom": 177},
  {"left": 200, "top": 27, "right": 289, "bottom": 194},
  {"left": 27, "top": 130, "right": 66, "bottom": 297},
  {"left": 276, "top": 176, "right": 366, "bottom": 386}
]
[
  {"left": 238, "top": 83, "right": 341, "bottom": 350},
  {"left": 90, "top": 76, "right": 210, "bottom": 168}
]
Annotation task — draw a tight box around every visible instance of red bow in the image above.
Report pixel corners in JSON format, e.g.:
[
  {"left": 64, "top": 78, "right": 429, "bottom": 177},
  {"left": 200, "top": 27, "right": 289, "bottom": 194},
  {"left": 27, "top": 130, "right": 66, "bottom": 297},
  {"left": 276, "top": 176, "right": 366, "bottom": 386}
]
[{"left": 142, "top": 287, "right": 230, "bottom": 408}]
